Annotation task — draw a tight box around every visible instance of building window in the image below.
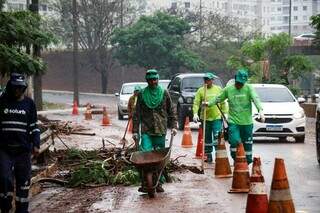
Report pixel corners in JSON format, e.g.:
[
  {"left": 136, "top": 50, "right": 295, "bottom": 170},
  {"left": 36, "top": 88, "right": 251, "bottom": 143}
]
[
  {"left": 41, "top": 4, "right": 47, "bottom": 11},
  {"left": 303, "top": 26, "right": 308, "bottom": 30},
  {"left": 303, "top": 6, "right": 307, "bottom": 11},
  {"left": 171, "top": 2, "right": 177, "bottom": 9},
  {"left": 293, "top": 26, "right": 298, "bottom": 30},
  {"left": 283, "top": 16, "right": 289, "bottom": 23},
  {"left": 271, "top": 27, "right": 276, "bottom": 30},
  {"left": 294, "top": 16, "right": 298, "bottom": 21},
  {"left": 271, "top": 17, "right": 275, "bottom": 21},
  {"left": 185, "top": 2, "right": 190, "bottom": 8},
  {"left": 293, "top": 6, "right": 298, "bottom": 11},
  {"left": 277, "top": 7, "right": 282, "bottom": 11},
  {"left": 277, "top": 26, "right": 282, "bottom": 30},
  {"left": 303, "top": 16, "right": 307, "bottom": 20}
]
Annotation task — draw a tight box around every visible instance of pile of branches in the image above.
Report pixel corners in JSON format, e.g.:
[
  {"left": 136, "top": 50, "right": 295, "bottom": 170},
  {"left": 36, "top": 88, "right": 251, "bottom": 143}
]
[
  {"left": 53, "top": 147, "right": 140, "bottom": 187},
  {"left": 38, "top": 115, "right": 90, "bottom": 136}
]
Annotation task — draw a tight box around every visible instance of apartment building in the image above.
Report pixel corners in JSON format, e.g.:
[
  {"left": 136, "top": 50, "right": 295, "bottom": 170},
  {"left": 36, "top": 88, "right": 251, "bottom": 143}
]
[
  {"left": 3, "top": 0, "right": 55, "bottom": 16},
  {"left": 167, "top": 0, "right": 317, "bottom": 36}
]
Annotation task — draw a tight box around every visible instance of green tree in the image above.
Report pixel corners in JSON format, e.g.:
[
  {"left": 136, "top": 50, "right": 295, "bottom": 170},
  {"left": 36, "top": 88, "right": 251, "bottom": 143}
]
[
  {"left": 111, "top": 11, "right": 205, "bottom": 76},
  {"left": 311, "top": 14, "right": 320, "bottom": 46},
  {"left": 0, "top": 11, "right": 55, "bottom": 75},
  {"left": 227, "top": 33, "right": 314, "bottom": 87},
  {"left": 47, "top": 0, "right": 134, "bottom": 93}
]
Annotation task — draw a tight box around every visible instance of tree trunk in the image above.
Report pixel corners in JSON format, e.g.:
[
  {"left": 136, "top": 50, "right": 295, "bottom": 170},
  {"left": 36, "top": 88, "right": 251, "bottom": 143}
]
[
  {"left": 101, "top": 71, "right": 107, "bottom": 94},
  {"left": 30, "top": 0, "right": 42, "bottom": 110},
  {"left": 72, "top": 0, "right": 79, "bottom": 105}
]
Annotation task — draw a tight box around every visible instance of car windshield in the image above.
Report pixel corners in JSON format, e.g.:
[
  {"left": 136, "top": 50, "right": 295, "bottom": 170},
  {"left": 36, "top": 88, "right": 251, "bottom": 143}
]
[
  {"left": 121, "top": 83, "right": 147, "bottom": 94},
  {"left": 182, "top": 77, "right": 222, "bottom": 91},
  {"left": 255, "top": 87, "right": 295, "bottom": 102}
]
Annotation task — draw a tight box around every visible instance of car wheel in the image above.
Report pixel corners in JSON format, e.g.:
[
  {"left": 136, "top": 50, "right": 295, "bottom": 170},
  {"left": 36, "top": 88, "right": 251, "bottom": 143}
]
[
  {"left": 118, "top": 108, "right": 124, "bottom": 120},
  {"left": 294, "top": 135, "right": 305, "bottom": 143},
  {"left": 177, "top": 106, "right": 185, "bottom": 131}
]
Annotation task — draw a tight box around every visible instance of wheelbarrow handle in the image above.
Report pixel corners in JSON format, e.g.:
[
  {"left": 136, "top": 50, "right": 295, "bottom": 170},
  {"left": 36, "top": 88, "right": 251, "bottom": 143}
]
[{"left": 169, "top": 133, "right": 174, "bottom": 148}]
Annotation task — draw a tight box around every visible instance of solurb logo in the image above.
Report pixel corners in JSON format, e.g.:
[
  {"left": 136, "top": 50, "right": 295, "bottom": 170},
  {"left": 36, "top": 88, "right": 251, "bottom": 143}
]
[{"left": 3, "top": 108, "right": 26, "bottom": 115}]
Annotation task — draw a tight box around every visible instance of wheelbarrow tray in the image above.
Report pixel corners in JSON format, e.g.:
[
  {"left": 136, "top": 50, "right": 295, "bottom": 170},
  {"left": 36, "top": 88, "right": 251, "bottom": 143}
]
[{"left": 130, "top": 148, "right": 171, "bottom": 171}]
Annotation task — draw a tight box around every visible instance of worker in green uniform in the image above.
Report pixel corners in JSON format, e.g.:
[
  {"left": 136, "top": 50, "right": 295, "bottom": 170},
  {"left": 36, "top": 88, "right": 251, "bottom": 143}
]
[
  {"left": 192, "top": 72, "right": 228, "bottom": 163},
  {"left": 132, "top": 69, "right": 177, "bottom": 193},
  {"left": 207, "top": 69, "right": 265, "bottom": 164}
]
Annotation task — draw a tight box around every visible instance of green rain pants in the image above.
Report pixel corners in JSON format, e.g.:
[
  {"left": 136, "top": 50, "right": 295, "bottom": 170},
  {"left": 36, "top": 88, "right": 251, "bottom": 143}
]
[
  {"left": 140, "top": 134, "right": 166, "bottom": 184},
  {"left": 228, "top": 123, "right": 253, "bottom": 164},
  {"left": 204, "top": 119, "right": 222, "bottom": 155}
]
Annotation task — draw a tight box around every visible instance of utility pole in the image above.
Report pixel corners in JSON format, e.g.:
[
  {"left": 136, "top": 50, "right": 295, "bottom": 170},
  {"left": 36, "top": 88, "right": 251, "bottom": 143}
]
[
  {"left": 72, "top": 0, "right": 79, "bottom": 105},
  {"left": 289, "top": 0, "right": 292, "bottom": 37},
  {"left": 120, "top": 0, "right": 124, "bottom": 84},
  {"left": 30, "top": 0, "right": 43, "bottom": 110},
  {"left": 199, "top": 0, "right": 202, "bottom": 41}
]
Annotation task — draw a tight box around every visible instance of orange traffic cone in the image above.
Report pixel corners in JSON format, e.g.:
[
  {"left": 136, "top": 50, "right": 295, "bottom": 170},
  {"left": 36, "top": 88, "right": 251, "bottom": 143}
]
[
  {"left": 101, "top": 107, "right": 112, "bottom": 126},
  {"left": 128, "top": 118, "right": 133, "bottom": 134},
  {"left": 84, "top": 103, "right": 92, "bottom": 120},
  {"left": 246, "top": 157, "right": 268, "bottom": 213},
  {"left": 195, "top": 127, "right": 204, "bottom": 158},
  {"left": 72, "top": 100, "right": 79, "bottom": 115},
  {"left": 268, "top": 158, "right": 295, "bottom": 213},
  {"left": 214, "top": 133, "right": 232, "bottom": 178},
  {"left": 229, "top": 143, "right": 250, "bottom": 193},
  {"left": 181, "top": 117, "right": 193, "bottom": 148}
]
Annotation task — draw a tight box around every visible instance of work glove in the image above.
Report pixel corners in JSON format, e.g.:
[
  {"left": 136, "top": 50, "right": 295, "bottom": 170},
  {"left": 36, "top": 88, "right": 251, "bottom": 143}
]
[
  {"left": 171, "top": 128, "right": 178, "bottom": 136},
  {"left": 258, "top": 111, "right": 265, "bottom": 123},
  {"left": 193, "top": 114, "right": 200, "bottom": 123},
  {"left": 201, "top": 101, "right": 209, "bottom": 107}
]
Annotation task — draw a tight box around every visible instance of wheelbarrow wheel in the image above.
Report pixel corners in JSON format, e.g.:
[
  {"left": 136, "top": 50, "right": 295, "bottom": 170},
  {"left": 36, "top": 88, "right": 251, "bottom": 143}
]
[{"left": 146, "top": 172, "right": 155, "bottom": 198}]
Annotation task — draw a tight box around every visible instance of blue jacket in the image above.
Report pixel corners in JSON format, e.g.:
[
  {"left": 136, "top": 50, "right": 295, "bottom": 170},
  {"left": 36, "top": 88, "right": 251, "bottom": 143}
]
[{"left": 0, "top": 95, "right": 40, "bottom": 152}]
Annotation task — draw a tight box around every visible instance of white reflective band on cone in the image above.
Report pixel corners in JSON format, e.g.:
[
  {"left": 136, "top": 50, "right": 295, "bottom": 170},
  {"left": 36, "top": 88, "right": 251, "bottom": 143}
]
[
  {"left": 216, "top": 150, "right": 228, "bottom": 158},
  {"left": 249, "top": 182, "right": 267, "bottom": 194},
  {"left": 236, "top": 169, "right": 249, "bottom": 172},
  {"left": 270, "top": 189, "right": 292, "bottom": 201},
  {"left": 230, "top": 148, "right": 237, "bottom": 152}
]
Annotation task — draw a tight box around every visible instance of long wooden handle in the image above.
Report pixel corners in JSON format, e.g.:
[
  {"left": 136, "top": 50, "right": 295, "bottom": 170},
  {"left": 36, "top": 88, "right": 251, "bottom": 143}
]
[{"left": 201, "top": 84, "right": 207, "bottom": 171}]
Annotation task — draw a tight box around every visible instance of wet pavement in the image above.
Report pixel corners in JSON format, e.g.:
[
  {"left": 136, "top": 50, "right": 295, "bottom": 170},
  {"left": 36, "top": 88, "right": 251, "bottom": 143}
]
[{"left": 30, "top": 94, "right": 320, "bottom": 213}]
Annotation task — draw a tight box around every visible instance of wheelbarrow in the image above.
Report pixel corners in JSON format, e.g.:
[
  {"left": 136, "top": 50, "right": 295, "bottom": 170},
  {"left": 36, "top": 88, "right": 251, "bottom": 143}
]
[{"left": 129, "top": 133, "right": 174, "bottom": 198}]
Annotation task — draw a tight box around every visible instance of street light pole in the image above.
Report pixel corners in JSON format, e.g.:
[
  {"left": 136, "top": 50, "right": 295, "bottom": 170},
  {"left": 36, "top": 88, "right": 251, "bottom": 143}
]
[
  {"left": 199, "top": 0, "right": 202, "bottom": 42},
  {"left": 72, "top": 0, "right": 79, "bottom": 105},
  {"left": 289, "top": 0, "right": 292, "bottom": 37}
]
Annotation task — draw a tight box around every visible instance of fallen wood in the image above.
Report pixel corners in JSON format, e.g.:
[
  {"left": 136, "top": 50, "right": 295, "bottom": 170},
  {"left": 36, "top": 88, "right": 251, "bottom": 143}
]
[
  {"left": 35, "top": 178, "right": 68, "bottom": 186},
  {"left": 71, "top": 132, "right": 96, "bottom": 136}
]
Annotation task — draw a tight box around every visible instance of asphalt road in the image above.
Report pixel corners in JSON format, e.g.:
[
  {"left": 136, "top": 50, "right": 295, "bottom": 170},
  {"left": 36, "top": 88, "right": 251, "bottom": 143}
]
[{"left": 39, "top": 90, "right": 320, "bottom": 212}]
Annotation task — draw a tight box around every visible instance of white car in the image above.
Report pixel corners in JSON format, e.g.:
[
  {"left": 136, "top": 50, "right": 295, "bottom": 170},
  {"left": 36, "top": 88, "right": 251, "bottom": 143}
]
[
  {"left": 158, "top": 79, "right": 171, "bottom": 89},
  {"left": 252, "top": 84, "right": 306, "bottom": 143},
  {"left": 294, "top": 33, "right": 316, "bottom": 41},
  {"left": 115, "top": 82, "right": 147, "bottom": 120}
]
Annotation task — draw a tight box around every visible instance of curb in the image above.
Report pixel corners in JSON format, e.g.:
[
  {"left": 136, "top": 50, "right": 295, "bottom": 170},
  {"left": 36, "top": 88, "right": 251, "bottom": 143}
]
[{"left": 43, "top": 90, "right": 115, "bottom": 97}]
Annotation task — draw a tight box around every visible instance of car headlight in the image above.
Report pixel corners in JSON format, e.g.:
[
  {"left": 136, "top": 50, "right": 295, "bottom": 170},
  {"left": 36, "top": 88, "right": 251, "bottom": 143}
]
[
  {"left": 120, "top": 100, "right": 127, "bottom": 106},
  {"left": 178, "top": 97, "right": 184, "bottom": 104},
  {"left": 185, "top": 97, "right": 193, "bottom": 104},
  {"left": 293, "top": 111, "right": 305, "bottom": 119}
]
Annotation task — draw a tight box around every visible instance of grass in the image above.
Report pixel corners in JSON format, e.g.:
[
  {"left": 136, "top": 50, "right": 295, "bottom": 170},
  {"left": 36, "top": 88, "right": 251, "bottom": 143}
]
[{"left": 43, "top": 101, "right": 67, "bottom": 110}]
